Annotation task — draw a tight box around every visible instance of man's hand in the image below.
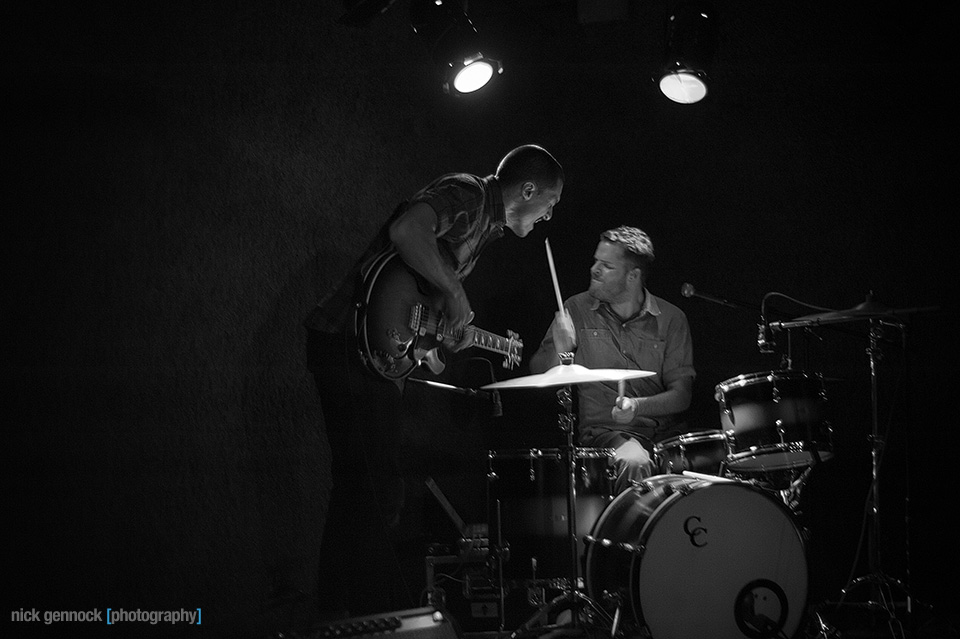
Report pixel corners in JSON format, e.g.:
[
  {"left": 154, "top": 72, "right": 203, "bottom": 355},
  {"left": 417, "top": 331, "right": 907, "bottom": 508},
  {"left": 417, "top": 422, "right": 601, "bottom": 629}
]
[
  {"left": 445, "top": 288, "right": 475, "bottom": 352},
  {"left": 612, "top": 395, "right": 638, "bottom": 424}
]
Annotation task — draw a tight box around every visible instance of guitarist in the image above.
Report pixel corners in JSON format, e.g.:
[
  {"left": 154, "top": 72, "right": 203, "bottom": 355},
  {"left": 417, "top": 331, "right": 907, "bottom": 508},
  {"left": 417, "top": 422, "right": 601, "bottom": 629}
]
[{"left": 304, "top": 145, "right": 564, "bottom": 618}]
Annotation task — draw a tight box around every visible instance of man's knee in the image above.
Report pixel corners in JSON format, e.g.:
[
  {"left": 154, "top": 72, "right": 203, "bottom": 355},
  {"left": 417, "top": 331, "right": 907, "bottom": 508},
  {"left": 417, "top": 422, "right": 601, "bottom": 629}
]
[{"left": 612, "top": 440, "right": 655, "bottom": 492}]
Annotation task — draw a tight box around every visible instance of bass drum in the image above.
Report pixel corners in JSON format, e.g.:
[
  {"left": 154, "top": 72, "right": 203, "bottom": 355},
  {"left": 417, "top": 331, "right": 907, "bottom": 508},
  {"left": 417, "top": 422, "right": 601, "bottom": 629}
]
[{"left": 585, "top": 475, "right": 808, "bottom": 639}]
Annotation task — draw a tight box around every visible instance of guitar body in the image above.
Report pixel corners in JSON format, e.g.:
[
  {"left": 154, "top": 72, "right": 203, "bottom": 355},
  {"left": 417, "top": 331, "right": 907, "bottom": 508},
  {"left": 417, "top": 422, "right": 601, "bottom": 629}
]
[
  {"left": 354, "top": 251, "right": 522, "bottom": 382},
  {"left": 355, "top": 251, "right": 445, "bottom": 381}
]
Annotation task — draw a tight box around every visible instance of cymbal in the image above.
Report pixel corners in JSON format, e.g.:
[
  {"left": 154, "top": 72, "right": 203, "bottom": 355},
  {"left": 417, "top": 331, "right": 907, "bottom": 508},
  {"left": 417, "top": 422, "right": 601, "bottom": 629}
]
[
  {"left": 794, "top": 298, "right": 898, "bottom": 323},
  {"left": 481, "top": 364, "right": 655, "bottom": 389},
  {"left": 777, "top": 296, "right": 939, "bottom": 328}
]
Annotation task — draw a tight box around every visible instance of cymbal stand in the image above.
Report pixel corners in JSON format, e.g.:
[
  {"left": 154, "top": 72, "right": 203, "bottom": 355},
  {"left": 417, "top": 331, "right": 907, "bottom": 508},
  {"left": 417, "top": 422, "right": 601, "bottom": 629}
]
[
  {"left": 509, "top": 371, "right": 612, "bottom": 638},
  {"left": 508, "top": 382, "right": 582, "bottom": 638},
  {"left": 840, "top": 317, "right": 909, "bottom": 639},
  {"left": 559, "top": 383, "right": 582, "bottom": 628}
]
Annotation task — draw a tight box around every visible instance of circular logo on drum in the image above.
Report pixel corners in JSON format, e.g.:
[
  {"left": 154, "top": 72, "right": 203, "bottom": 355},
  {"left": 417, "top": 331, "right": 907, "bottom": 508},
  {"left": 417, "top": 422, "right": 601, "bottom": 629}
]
[{"left": 734, "top": 579, "right": 789, "bottom": 639}]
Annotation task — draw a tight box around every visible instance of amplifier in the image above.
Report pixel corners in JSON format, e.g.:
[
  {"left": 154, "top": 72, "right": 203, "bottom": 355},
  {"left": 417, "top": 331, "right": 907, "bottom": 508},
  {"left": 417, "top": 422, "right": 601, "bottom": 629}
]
[{"left": 302, "top": 607, "right": 458, "bottom": 639}]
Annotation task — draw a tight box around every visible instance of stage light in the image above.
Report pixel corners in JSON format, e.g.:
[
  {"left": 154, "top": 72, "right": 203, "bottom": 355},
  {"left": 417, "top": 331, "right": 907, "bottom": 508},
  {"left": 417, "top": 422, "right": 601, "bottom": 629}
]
[
  {"left": 658, "top": 2, "right": 718, "bottom": 104},
  {"left": 410, "top": 0, "right": 502, "bottom": 96}
]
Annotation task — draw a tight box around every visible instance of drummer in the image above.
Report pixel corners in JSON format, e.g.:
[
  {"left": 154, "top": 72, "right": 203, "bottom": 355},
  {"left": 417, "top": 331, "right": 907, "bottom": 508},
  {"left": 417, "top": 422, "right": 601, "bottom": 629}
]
[{"left": 529, "top": 226, "right": 696, "bottom": 493}]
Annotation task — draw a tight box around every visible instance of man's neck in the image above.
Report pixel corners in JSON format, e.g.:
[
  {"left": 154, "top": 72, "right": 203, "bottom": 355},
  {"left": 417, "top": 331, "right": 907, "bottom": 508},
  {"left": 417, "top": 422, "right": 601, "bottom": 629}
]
[{"left": 609, "top": 288, "right": 645, "bottom": 322}]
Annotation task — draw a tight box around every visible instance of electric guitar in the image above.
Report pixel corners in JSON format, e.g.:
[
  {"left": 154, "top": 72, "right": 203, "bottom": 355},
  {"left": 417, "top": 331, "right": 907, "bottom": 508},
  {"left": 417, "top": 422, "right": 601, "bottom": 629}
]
[{"left": 354, "top": 250, "right": 523, "bottom": 382}]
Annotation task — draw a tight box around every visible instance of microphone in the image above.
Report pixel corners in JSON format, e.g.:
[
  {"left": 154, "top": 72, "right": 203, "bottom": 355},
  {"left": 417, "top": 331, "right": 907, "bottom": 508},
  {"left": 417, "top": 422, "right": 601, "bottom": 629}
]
[
  {"left": 757, "top": 321, "right": 777, "bottom": 354},
  {"left": 681, "top": 283, "right": 737, "bottom": 308}
]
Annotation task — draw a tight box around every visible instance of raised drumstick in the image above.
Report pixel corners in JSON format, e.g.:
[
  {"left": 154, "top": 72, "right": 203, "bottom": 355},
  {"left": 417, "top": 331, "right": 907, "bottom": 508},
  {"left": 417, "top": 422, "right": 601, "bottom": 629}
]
[{"left": 545, "top": 237, "right": 564, "bottom": 315}]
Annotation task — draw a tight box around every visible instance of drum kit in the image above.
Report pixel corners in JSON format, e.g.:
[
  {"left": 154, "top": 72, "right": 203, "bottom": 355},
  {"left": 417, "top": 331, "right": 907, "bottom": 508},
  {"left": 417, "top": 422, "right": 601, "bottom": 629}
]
[{"left": 436, "top": 294, "right": 935, "bottom": 639}]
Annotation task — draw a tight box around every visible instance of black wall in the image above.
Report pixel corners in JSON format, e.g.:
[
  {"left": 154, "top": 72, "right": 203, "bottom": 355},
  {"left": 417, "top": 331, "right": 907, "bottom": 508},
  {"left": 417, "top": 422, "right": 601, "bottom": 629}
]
[{"left": 6, "top": 1, "right": 954, "bottom": 637}]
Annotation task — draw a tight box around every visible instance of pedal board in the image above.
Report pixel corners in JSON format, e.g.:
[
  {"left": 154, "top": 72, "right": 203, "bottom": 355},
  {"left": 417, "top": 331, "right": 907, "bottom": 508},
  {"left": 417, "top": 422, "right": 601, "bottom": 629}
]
[{"left": 425, "top": 555, "right": 567, "bottom": 633}]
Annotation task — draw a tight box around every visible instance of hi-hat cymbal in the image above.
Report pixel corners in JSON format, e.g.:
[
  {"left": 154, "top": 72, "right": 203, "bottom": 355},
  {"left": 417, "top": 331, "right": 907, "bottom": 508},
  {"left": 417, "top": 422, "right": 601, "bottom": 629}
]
[{"left": 481, "top": 364, "right": 655, "bottom": 389}]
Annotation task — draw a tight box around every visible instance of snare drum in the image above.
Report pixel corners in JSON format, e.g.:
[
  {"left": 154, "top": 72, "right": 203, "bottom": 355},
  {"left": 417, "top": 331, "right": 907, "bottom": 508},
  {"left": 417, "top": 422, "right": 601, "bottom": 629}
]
[
  {"left": 487, "top": 447, "right": 615, "bottom": 579},
  {"left": 716, "top": 370, "right": 833, "bottom": 472},
  {"left": 585, "top": 474, "right": 808, "bottom": 639},
  {"left": 654, "top": 430, "right": 728, "bottom": 476}
]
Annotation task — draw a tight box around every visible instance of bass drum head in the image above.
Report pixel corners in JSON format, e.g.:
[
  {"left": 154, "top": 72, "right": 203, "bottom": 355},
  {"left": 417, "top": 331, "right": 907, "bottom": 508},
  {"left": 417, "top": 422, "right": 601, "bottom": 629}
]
[{"left": 587, "top": 476, "right": 808, "bottom": 639}]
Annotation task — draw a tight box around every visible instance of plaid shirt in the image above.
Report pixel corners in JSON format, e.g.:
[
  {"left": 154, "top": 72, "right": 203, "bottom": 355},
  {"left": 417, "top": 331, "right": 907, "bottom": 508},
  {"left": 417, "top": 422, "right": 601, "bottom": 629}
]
[{"left": 305, "top": 173, "right": 506, "bottom": 332}]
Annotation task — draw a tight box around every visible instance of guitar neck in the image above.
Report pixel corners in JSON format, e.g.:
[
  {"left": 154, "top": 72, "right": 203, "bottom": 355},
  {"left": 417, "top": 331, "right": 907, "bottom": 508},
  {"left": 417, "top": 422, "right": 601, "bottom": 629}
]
[{"left": 462, "top": 326, "right": 514, "bottom": 356}]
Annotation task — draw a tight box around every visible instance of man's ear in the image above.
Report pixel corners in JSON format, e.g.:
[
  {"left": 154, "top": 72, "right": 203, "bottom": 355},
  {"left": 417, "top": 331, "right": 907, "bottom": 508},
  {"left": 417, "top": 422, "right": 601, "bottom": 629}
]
[{"left": 520, "top": 181, "right": 537, "bottom": 200}]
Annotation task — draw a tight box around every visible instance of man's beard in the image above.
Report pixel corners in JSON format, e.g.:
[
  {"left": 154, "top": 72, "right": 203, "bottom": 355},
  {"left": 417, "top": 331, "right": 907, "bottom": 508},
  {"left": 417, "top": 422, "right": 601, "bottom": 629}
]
[{"left": 588, "top": 279, "right": 613, "bottom": 302}]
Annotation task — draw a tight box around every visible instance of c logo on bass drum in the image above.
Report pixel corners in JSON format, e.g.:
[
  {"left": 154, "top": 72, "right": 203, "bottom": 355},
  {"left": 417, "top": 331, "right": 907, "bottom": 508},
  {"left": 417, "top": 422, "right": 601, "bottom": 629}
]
[{"left": 684, "top": 515, "right": 708, "bottom": 547}]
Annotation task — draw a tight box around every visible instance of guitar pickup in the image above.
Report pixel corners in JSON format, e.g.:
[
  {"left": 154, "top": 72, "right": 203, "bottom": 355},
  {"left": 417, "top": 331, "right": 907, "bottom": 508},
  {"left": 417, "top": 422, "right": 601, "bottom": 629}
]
[{"left": 409, "top": 303, "right": 425, "bottom": 336}]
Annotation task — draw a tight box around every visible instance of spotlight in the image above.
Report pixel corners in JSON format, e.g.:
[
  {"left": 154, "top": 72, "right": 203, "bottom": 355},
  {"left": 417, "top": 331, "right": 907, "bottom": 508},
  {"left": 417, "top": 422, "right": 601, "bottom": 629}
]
[
  {"left": 658, "top": 2, "right": 718, "bottom": 104},
  {"left": 410, "top": 0, "right": 502, "bottom": 96}
]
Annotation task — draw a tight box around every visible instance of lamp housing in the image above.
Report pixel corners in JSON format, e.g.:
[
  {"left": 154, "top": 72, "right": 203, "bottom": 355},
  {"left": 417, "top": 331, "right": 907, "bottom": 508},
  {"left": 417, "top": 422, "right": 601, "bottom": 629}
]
[
  {"left": 659, "top": 2, "right": 718, "bottom": 104},
  {"left": 410, "top": 0, "right": 502, "bottom": 96}
]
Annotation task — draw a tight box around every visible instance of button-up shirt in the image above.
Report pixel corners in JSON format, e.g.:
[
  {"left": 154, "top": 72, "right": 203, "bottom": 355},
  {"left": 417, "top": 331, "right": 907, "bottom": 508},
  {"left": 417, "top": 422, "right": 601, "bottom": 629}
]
[{"left": 531, "top": 289, "right": 695, "bottom": 446}]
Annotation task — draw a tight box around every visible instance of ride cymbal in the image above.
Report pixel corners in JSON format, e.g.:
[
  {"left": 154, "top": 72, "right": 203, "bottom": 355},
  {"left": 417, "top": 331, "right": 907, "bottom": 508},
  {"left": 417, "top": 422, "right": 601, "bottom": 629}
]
[{"left": 481, "top": 363, "right": 655, "bottom": 389}]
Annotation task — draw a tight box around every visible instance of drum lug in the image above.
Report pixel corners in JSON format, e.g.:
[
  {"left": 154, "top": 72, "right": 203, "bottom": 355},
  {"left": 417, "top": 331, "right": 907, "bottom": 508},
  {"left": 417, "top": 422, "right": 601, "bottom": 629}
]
[
  {"left": 724, "top": 429, "right": 737, "bottom": 452},
  {"left": 672, "top": 482, "right": 697, "bottom": 497},
  {"left": 584, "top": 535, "right": 643, "bottom": 556},
  {"left": 486, "top": 450, "right": 498, "bottom": 482},
  {"left": 633, "top": 479, "right": 654, "bottom": 494},
  {"left": 527, "top": 448, "right": 543, "bottom": 482}
]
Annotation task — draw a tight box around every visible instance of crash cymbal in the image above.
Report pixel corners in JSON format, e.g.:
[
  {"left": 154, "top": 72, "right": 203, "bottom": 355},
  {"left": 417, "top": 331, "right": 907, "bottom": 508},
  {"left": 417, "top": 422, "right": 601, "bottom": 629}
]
[
  {"left": 776, "top": 295, "right": 939, "bottom": 328},
  {"left": 793, "top": 298, "right": 898, "bottom": 323},
  {"left": 481, "top": 363, "right": 655, "bottom": 389}
]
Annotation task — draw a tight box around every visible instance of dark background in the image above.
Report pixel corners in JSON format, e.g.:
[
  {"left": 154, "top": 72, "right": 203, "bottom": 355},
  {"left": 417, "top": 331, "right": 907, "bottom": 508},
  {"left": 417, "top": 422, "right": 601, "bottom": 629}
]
[{"left": 4, "top": 0, "right": 954, "bottom": 637}]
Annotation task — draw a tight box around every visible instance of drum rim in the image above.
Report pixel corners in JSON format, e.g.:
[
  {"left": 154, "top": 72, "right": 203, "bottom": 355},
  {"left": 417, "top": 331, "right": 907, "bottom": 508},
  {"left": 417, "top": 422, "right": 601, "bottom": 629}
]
[
  {"left": 585, "top": 474, "right": 700, "bottom": 619},
  {"left": 487, "top": 446, "right": 616, "bottom": 459},
  {"left": 653, "top": 430, "right": 726, "bottom": 451},
  {"left": 714, "top": 369, "right": 817, "bottom": 395},
  {"left": 726, "top": 442, "right": 835, "bottom": 470}
]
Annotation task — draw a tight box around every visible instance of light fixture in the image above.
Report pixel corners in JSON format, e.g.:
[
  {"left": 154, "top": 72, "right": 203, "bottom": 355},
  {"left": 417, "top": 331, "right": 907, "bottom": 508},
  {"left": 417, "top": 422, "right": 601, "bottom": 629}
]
[
  {"left": 658, "top": 2, "right": 718, "bottom": 104},
  {"left": 410, "top": 0, "right": 502, "bottom": 96}
]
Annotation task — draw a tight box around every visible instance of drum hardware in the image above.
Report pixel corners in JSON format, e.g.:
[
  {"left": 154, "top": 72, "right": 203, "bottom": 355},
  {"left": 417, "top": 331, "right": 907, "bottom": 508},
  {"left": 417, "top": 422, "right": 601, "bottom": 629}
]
[
  {"left": 768, "top": 293, "right": 939, "bottom": 633},
  {"left": 482, "top": 360, "right": 653, "bottom": 636}
]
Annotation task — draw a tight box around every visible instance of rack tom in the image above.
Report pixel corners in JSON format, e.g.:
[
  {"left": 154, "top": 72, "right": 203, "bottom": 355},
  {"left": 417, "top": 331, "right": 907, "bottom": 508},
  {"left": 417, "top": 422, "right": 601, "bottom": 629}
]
[
  {"left": 654, "top": 430, "right": 728, "bottom": 476},
  {"left": 715, "top": 370, "right": 833, "bottom": 472}
]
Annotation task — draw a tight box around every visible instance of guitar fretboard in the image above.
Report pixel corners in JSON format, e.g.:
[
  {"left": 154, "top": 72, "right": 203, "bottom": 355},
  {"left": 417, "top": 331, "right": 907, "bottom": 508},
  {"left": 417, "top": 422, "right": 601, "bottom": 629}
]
[{"left": 467, "top": 327, "right": 517, "bottom": 355}]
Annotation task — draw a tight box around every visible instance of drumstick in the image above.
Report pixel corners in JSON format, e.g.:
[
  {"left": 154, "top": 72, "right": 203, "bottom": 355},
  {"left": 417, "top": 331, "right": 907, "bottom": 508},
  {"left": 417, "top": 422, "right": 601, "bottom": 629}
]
[{"left": 544, "top": 238, "right": 564, "bottom": 315}]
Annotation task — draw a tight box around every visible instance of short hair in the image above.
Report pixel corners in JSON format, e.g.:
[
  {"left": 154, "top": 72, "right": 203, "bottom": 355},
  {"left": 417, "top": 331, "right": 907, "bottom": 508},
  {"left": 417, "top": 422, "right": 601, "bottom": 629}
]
[
  {"left": 495, "top": 145, "right": 564, "bottom": 191},
  {"left": 601, "top": 226, "right": 655, "bottom": 276}
]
